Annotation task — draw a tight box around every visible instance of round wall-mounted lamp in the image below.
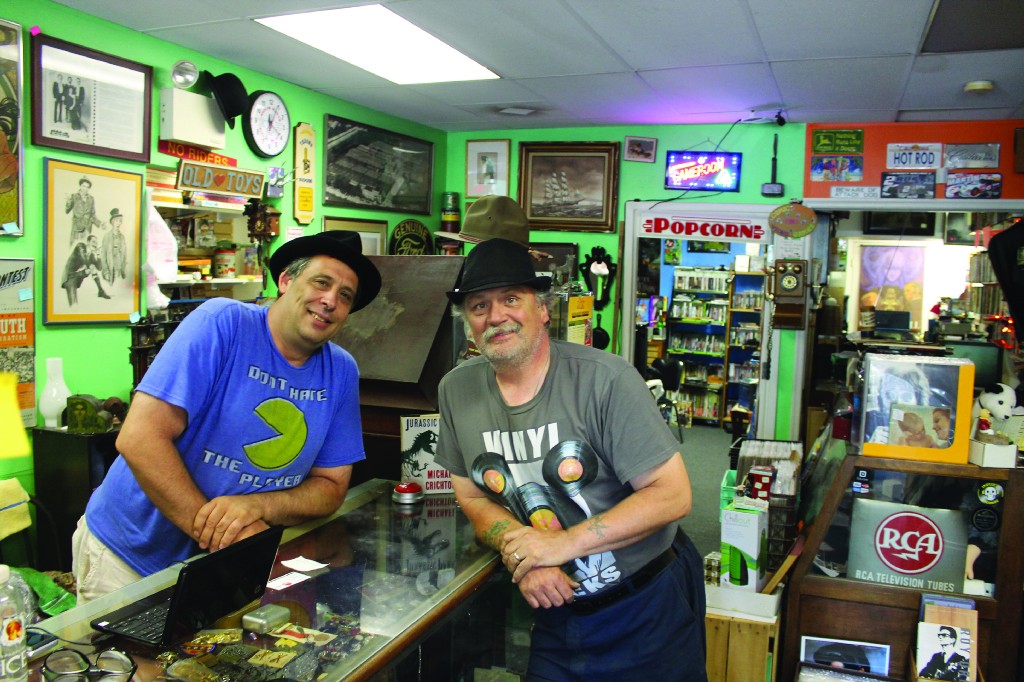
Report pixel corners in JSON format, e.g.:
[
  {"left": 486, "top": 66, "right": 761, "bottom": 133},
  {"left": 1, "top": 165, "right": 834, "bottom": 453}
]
[
  {"left": 171, "top": 60, "right": 199, "bottom": 89},
  {"left": 963, "top": 80, "right": 994, "bottom": 93}
]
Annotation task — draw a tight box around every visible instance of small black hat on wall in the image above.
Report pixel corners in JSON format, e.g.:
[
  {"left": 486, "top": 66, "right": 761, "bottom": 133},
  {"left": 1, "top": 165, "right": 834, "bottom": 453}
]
[{"left": 202, "top": 71, "right": 248, "bottom": 129}]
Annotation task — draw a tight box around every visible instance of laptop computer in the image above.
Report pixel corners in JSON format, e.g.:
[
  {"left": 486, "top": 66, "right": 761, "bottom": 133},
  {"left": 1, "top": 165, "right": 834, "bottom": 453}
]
[{"left": 90, "top": 525, "right": 284, "bottom": 646}]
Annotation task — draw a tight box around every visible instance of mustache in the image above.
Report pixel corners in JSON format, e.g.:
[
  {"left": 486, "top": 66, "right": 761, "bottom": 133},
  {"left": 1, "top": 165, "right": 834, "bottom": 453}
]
[{"left": 482, "top": 322, "right": 521, "bottom": 342}]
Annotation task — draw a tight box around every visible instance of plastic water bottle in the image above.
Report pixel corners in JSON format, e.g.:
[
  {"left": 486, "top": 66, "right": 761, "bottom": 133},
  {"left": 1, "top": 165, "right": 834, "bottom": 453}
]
[
  {"left": 4, "top": 572, "right": 33, "bottom": 627},
  {"left": 0, "top": 565, "right": 28, "bottom": 682}
]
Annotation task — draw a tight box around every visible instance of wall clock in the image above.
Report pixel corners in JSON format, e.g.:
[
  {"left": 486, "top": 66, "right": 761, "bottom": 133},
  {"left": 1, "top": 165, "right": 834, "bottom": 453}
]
[{"left": 242, "top": 90, "right": 290, "bottom": 158}]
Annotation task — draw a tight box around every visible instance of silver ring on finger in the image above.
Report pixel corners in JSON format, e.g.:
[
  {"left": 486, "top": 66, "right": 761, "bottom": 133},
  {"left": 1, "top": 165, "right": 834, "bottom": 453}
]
[{"left": 513, "top": 552, "right": 522, "bottom": 562}]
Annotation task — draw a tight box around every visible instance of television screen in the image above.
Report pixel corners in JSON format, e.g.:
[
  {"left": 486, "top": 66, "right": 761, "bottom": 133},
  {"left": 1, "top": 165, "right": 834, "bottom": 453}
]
[
  {"left": 863, "top": 211, "right": 936, "bottom": 236},
  {"left": 664, "top": 151, "right": 742, "bottom": 192}
]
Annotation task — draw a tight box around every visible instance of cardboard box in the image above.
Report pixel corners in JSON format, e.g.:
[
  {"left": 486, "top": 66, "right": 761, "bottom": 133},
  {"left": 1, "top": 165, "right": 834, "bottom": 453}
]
[
  {"left": 968, "top": 439, "right": 1018, "bottom": 468},
  {"left": 705, "top": 582, "right": 782, "bottom": 619},
  {"left": 860, "top": 354, "right": 974, "bottom": 465},
  {"left": 400, "top": 414, "right": 452, "bottom": 494},
  {"left": 720, "top": 503, "right": 768, "bottom": 592}
]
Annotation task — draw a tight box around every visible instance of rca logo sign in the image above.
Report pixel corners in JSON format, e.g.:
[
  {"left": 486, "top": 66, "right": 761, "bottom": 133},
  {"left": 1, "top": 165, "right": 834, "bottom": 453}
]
[{"left": 874, "top": 511, "right": 944, "bottom": 574}]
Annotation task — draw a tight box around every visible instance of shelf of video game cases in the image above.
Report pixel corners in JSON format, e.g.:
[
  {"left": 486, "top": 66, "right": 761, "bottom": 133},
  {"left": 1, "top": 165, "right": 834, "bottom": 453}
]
[
  {"left": 667, "top": 268, "right": 734, "bottom": 424},
  {"left": 723, "top": 272, "right": 765, "bottom": 425}
]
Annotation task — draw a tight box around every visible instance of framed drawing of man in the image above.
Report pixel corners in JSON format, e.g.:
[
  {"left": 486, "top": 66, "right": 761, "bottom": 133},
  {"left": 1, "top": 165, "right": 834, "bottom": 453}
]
[{"left": 44, "top": 158, "right": 142, "bottom": 325}]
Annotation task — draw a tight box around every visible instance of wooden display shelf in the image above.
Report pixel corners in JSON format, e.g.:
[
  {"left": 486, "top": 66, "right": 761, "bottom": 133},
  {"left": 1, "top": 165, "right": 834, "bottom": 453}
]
[{"left": 706, "top": 611, "right": 778, "bottom": 682}]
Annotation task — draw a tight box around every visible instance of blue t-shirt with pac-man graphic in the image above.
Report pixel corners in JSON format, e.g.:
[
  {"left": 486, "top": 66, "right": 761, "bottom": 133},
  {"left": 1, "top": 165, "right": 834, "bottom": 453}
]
[{"left": 86, "top": 298, "right": 365, "bottom": 577}]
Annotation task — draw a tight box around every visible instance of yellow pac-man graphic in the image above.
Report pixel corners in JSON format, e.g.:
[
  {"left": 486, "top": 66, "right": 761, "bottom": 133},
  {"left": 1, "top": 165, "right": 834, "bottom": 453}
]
[{"left": 244, "top": 398, "right": 307, "bottom": 470}]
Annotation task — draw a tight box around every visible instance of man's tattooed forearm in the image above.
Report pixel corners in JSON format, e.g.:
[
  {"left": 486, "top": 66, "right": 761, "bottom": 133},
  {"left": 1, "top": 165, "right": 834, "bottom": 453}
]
[
  {"left": 482, "top": 519, "right": 512, "bottom": 549},
  {"left": 587, "top": 514, "right": 608, "bottom": 538}
]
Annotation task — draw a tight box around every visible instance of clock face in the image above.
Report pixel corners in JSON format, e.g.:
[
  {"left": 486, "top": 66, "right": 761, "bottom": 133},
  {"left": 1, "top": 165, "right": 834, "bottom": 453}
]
[{"left": 243, "top": 91, "right": 290, "bottom": 158}]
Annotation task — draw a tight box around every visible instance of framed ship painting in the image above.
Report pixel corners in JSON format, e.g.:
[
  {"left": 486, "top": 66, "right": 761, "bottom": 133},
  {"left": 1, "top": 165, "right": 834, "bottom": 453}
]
[{"left": 518, "top": 141, "right": 620, "bottom": 232}]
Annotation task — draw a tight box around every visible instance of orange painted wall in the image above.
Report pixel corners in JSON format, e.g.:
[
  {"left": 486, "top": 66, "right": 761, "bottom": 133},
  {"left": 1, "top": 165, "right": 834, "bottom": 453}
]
[{"left": 804, "top": 120, "right": 1024, "bottom": 199}]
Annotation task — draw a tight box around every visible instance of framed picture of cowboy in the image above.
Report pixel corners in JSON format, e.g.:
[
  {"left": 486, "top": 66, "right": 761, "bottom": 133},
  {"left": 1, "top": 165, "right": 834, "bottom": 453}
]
[
  {"left": 31, "top": 33, "right": 152, "bottom": 163},
  {"left": 43, "top": 158, "right": 143, "bottom": 325}
]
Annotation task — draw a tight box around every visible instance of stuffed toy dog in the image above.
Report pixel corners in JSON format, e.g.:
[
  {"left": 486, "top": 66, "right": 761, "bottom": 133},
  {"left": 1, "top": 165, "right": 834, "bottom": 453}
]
[{"left": 972, "top": 383, "right": 1018, "bottom": 421}]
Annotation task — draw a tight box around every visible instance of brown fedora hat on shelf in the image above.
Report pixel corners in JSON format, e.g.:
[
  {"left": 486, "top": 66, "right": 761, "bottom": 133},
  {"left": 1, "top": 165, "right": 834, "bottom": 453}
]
[
  {"left": 434, "top": 195, "right": 530, "bottom": 247},
  {"left": 203, "top": 71, "right": 248, "bottom": 129}
]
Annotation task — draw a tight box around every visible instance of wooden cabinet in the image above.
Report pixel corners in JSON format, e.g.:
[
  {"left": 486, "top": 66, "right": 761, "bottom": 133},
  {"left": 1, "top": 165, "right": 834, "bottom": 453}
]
[
  {"left": 782, "top": 452, "right": 1024, "bottom": 682},
  {"left": 31, "top": 427, "right": 120, "bottom": 571}
]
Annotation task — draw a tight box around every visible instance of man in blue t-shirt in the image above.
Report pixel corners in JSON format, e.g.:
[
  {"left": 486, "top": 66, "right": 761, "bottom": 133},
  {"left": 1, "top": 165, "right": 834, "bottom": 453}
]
[{"left": 72, "top": 231, "right": 381, "bottom": 603}]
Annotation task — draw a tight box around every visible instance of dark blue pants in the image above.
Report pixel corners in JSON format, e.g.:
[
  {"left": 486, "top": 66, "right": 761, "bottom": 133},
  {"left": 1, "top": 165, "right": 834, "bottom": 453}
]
[{"left": 526, "top": 531, "right": 708, "bottom": 682}]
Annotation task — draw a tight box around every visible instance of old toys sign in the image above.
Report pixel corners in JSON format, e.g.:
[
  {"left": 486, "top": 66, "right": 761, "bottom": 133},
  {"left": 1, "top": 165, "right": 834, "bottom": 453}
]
[{"left": 176, "top": 160, "right": 265, "bottom": 199}]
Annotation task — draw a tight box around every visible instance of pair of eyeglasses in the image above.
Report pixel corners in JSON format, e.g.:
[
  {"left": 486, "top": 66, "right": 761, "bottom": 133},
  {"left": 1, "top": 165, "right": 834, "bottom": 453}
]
[{"left": 42, "top": 648, "right": 137, "bottom": 682}]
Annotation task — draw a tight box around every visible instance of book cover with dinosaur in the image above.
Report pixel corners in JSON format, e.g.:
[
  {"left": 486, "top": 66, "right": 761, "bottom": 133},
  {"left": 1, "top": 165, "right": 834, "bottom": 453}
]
[{"left": 400, "top": 413, "right": 450, "bottom": 494}]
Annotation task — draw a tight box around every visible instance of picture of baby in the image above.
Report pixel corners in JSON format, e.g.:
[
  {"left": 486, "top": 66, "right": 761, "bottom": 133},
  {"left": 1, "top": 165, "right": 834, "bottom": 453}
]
[
  {"left": 888, "top": 403, "right": 950, "bottom": 448},
  {"left": 893, "top": 411, "right": 935, "bottom": 447}
]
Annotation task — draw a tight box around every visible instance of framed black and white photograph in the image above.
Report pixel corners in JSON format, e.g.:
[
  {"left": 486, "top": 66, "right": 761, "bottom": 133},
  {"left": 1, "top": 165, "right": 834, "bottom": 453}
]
[
  {"left": 800, "top": 635, "right": 890, "bottom": 675},
  {"left": 323, "top": 215, "right": 387, "bottom": 256},
  {"left": 624, "top": 135, "right": 657, "bottom": 163},
  {"left": 518, "top": 141, "right": 620, "bottom": 232},
  {"left": 31, "top": 34, "right": 152, "bottom": 163},
  {"left": 530, "top": 242, "right": 579, "bottom": 289},
  {"left": 44, "top": 158, "right": 143, "bottom": 325},
  {"left": 0, "top": 20, "right": 23, "bottom": 236},
  {"left": 466, "top": 139, "right": 510, "bottom": 197},
  {"left": 323, "top": 114, "right": 433, "bottom": 215}
]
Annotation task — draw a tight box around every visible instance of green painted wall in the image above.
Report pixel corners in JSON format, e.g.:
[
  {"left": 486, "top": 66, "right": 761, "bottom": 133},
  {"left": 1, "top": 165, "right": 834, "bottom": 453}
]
[
  {"left": 5, "top": 0, "right": 808, "bottom": 485},
  {"left": 444, "top": 124, "right": 805, "bottom": 353}
]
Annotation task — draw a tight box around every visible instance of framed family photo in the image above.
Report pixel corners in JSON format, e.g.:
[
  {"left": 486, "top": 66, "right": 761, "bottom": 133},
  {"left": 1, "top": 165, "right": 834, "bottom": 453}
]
[
  {"left": 466, "top": 139, "right": 510, "bottom": 197},
  {"left": 518, "top": 141, "right": 620, "bottom": 232},
  {"left": 323, "top": 215, "right": 387, "bottom": 256},
  {"left": 0, "top": 20, "right": 23, "bottom": 236},
  {"left": 44, "top": 158, "right": 142, "bottom": 325},
  {"left": 323, "top": 114, "right": 433, "bottom": 215},
  {"left": 31, "top": 34, "right": 152, "bottom": 163}
]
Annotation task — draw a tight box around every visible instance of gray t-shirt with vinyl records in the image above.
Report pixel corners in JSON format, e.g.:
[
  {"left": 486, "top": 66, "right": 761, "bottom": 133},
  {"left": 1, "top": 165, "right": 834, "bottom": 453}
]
[{"left": 434, "top": 339, "right": 682, "bottom": 599}]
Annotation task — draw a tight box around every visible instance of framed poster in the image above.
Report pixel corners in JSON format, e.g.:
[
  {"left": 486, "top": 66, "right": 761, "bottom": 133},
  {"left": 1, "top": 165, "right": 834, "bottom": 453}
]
[
  {"left": 857, "top": 244, "right": 926, "bottom": 331},
  {"left": 44, "top": 158, "right": 143, "bottom": 325},
  {"left": 0, "top": 20, "right": 22, "bottom": 236},
  {"left": 31, "top": 34, "right": 152, "bottom": 163},
  {"left": 530, "top": 242, "right": 579, "bottom": 289},
  {"left": 323, "top": 114, "right": 433, "bottom": 215},
  {"left": 323, "top": 216, "right": 387, "bottom": 256},
  {"left": 0, "top": 258, "right": 34, "bottom": 425},
  {"left": 466, "top": 139, "right": 510, "bottom": 197},
  {"left": 518, "top": 141, "right": 620, "bottom": 232}
]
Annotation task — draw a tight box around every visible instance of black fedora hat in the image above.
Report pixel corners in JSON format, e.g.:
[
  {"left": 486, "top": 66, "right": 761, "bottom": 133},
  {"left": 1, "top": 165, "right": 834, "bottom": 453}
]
[
  {"left": 203, "top": 71, "right": 248, "bottom": 129},
  {"left": 268, "top": 231, "right": 382, "bottom": 312},
  {"left": 447, "top": 238, "right": 550, "bottom": 303}
]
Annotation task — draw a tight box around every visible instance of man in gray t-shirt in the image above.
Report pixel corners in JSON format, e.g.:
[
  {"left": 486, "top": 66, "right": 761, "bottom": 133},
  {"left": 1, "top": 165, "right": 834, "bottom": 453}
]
[{"left": 435, "top": 235, "right": 707, "bottom": 681}]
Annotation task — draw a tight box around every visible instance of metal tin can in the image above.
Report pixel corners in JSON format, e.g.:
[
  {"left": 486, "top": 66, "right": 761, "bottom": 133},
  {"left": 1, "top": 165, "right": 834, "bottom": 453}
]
[{"left": 214, "top": 249, "right": 236, "bottom": 278}]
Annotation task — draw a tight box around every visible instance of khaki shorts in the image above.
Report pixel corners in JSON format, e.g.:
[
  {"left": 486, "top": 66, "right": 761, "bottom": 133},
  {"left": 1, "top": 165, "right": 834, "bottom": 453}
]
[{"left": 71, "top": 516, "right": 141, "bottom": 605}]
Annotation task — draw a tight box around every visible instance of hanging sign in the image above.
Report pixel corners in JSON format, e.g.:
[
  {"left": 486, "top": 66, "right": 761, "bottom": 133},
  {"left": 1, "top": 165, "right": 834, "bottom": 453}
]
[
  {"left": 293, "top": 123, "right": 315, "bottom": 225},
  {"left": 886, "top": 143, "right": 942, "bottom": 169},
  {"left": 175, "top": 160, "right": 265, "bottom": 199},
  {"left": 158, "top": 140, "right": 237, "bottom": 167}
]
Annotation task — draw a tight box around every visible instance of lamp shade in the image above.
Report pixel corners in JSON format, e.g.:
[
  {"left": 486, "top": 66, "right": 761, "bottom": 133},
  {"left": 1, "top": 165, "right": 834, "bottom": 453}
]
[{"left": 0, "top": 373, "right": 29, "bottom": 458}]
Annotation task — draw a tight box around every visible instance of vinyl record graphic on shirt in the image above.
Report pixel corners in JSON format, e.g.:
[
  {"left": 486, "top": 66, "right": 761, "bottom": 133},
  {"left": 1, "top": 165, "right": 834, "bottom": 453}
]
[
  {"left": 542, "top": 440, "right": 599, "bottom": 498},
  {"left": 470, "top": 452, "right": 528, "bottom": 522}
]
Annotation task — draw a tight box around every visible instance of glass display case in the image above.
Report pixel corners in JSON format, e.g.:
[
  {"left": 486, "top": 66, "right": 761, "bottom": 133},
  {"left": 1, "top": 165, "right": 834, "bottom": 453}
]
[
  {"left": 782, "top": 441, "right": 1024, "bottom": 682},
  {"left": 33, "top": 480, "right": 504, "bottom": 681}
]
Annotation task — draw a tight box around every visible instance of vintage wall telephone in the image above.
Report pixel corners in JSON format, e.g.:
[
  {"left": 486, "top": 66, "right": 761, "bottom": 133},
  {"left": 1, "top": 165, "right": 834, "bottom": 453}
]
[
  {"left": 761, "top": 259, "right": 809, "bottom": 380},
  {"left": 765, "top": 259, "right": 809, "bottom": 330}
]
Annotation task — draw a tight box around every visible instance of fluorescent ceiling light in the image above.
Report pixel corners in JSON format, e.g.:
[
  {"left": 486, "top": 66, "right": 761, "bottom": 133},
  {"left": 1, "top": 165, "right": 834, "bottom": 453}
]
[{"left": 257, "top": 5, "right": 498, "bottom": 85}]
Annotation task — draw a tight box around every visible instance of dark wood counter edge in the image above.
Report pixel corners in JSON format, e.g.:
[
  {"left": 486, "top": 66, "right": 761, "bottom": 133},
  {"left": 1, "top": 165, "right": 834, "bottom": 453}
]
[
  {"left": 781, "top": 453, "right": 1024, "bottom": 682},
  {"left": 345, "top": 555, "right": 501, "bottom": 682}
]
